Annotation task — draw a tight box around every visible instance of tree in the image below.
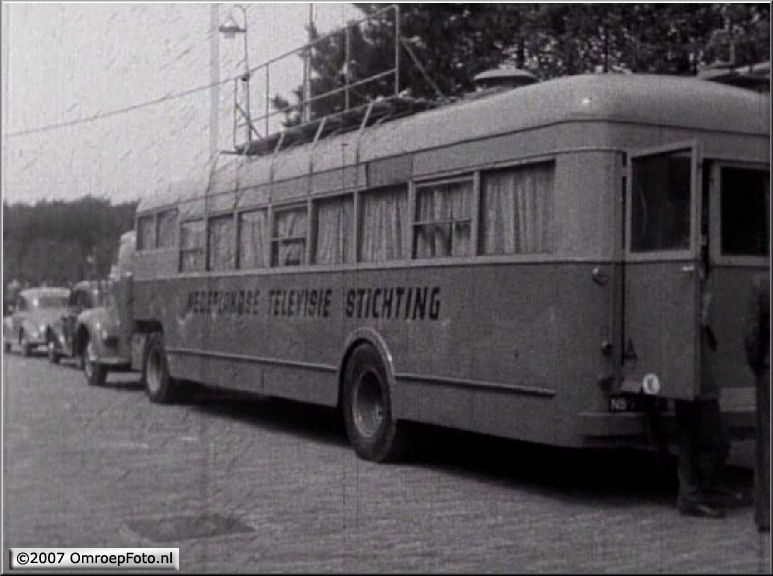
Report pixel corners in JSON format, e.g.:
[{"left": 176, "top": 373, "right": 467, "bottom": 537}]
[
  {"left": 3, "top": 197, "right": 138, "bottom": 290},
  {"left": 269, "top": 4, "right": 769, "bottom": 128}
]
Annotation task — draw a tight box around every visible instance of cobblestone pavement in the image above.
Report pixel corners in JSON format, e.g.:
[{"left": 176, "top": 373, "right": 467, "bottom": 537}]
[{"left": 3, "top": 352, "right": 770, "bottom": 573}]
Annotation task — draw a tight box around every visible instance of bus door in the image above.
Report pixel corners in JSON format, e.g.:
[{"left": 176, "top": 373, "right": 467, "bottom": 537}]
[
  {"left": 705, "top": 161, "right": 770, "bottom": 395},
  {"left": 623, "top": 142, "right": 702, "bottom": 400}
]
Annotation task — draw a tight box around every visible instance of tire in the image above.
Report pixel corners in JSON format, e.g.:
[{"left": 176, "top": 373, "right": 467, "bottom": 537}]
[
  {"left": 20, "top": 331, "right": 31, "bottom": 357},
  {"left": 83, "top": 337, "right": 107, "bottom": 386},
  {"left": 47, "top": 339, "right": 60, "bottom": 364},
  {"left": 342, "top": 344, "right": 406, "bottom": 462},
  {"left": 143, "top": 333, "right": 176, "bottom": 403}
]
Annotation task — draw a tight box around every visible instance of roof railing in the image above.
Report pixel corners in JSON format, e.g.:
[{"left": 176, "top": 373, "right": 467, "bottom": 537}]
[{"left": 226, "top": 4, "right": 435, "bottom": 156}]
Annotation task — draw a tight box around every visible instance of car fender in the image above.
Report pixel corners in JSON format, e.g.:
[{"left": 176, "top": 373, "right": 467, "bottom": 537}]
[{"left": 75, "top": 307, "right": 113, "bottom": 358}]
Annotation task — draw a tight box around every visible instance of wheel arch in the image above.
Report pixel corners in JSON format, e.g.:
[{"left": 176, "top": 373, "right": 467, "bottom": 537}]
[{"left": 337, "top": 327, "right": 397, "bottom": 411}]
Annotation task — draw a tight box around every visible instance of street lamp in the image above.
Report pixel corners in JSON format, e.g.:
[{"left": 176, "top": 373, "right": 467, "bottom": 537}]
[{"left": 219, "top": 4, "right": 253, "bottom": 144}]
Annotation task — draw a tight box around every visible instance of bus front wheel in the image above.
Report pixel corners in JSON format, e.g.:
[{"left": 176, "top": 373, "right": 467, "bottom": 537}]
[
  {"left": 144, "top": 333, "right": 175, "bottom": 404},
  {"left": 342, "top": 344, "right": 405, "bottom": 463}
]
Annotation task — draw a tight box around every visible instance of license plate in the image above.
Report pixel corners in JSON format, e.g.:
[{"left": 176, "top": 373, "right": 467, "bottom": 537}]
[{"left": 608, "top": 395, "right": 642, "bottom": 413}]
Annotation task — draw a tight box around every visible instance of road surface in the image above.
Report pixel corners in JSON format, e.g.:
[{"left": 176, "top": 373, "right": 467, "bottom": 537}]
[{"left": 3, "top": 352, "right": 770, "bottom": 572}]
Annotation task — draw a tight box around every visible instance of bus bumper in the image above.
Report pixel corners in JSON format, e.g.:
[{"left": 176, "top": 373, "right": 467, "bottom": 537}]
[{"left": 580, "top": 407, "right": 756, "bottom": 443}]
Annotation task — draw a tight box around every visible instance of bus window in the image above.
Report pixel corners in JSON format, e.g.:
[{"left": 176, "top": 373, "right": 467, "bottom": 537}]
[
  {"left": 156, "top": 209, "right": 178, "bottom": 249},
  {"left": 358, "top": 186, "right": 409, "bottom": 263},
  {"left": 414, "top": 178, "right": 473, "bottom": 258},
  {"left": 272, "top": 205, "right": 308, "bottom": 267},
  {"left": 720, "top": 167, "right": 769, "bottom": 257},
  {"left": 314, "top": 195, "right": 354, "bottom": 265},
  {"left": 137, "top": 215, "right": 155, "bottom": 251},
  {"left": 631, "top": 150, "right": 692, "bottom": 252},
  {"left": 180, "top": 220, "right": 205, "bottom": 272},
  {"left": 480, "top": 162, "right": 555, "bottom": 255},
  {"left": 208, "top": 214, "right": 236, "bottom": 271},
  {"left": 238, "top": 209, "right": 269, "bottom": 269}
]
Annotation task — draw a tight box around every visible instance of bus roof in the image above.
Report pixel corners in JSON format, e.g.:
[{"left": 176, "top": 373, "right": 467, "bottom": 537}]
[{"left": 139, "top": 73, "right": 769, "bottom": 213}]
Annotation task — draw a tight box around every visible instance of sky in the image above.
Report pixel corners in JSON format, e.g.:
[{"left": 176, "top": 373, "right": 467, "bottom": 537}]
[{"left": 1, "top": 2, "right": 362, "bottom": 205}]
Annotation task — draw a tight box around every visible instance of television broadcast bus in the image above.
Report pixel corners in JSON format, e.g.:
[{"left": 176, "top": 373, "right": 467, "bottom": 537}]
[{"left": 102, "top": 68, "right": 768, "bottom": 462}]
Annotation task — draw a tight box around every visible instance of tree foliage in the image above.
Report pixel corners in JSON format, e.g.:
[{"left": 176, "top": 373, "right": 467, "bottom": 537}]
[
  {"left": 3, "top": 197, "right": 137, "bottom": 296},
  {"left": 270, "top": 3, "right": 769, "bottom": 126}
]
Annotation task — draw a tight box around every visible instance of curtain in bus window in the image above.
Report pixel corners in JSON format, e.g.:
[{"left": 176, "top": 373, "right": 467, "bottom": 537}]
[
  {"left": 238, "top": 209, "right": 269, "bottom": 269},
  {"left": 315, "top": 196, "right": 354, "bottom": 265},
  {"left": 481, "top": 162, "right": 555, "bottom": 255},
  {"left": 631, "top": 151, "right": 691, "bottom": 252},
  {"left": 415, "top": 180, "right": 472, "bottom": 258},
  {"left": 359, "top": 187, "right": 409, "bottom": 262},
  {"left": 156, "top": 210, "right": 178, "bottom": 249},
  {"left": 138, "top": 215, "right": 155, "bottom": 251},
  {"left": 209, "top": 215, "right": 235, "bottom": 271},
  {"left": 180, "top": 220, "right": 205, "bottom": 272},
  {"left": 274, "top": 207, "right": 307, "bottom": 266}
]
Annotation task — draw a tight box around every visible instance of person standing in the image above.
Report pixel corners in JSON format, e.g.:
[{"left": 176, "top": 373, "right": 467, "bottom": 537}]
[
  {"left": 744, "top": 274, "right": 769, "bottom": 533},
  {"left": 674, "top": 283, "right": 731, "bottom": 518}
]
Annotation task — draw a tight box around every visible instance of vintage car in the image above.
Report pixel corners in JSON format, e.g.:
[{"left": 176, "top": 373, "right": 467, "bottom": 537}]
[
  {"left": 47, "top": 280, "right": 111, "bottom": 365},
  {"left": 75, "top": 231, "right": 137, "bottom": 386},
  {"left": 3, "top": 287, "right": 71, "bottom": 356}
]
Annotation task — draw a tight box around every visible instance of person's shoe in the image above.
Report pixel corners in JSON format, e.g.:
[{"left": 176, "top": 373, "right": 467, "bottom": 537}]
[
  {"left": 704, "top": 485, "right": 753, "bottom": 507},
  {"left": 678, "top": 501, "right": 725, "bottom": 518}
]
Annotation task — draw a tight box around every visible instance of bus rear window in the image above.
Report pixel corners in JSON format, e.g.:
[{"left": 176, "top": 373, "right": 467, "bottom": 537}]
[
  {"left": 720, "top": 167, "right": 769, "bottom": 257},
  {"left": 631, "top": 150, "right": 692, "bottom": 252}
]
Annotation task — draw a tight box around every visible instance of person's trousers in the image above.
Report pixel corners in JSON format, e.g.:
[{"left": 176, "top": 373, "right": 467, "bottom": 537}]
[
  {"left": 675, "top": 398, "right": 730, "bottom": 507},
  {"left": 755, "top": 366, "right": 770, "bottom": 531}
]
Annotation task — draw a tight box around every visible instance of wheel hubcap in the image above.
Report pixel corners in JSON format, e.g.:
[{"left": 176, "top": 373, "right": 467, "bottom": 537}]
[{"left": 353, "top": 369, "right": 385, "bottom": 438}]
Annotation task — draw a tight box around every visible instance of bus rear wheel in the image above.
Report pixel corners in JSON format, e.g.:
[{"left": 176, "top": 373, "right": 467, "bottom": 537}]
[
  {"left": 144, "top": 333, "right": 176, "bottom": 404},
  {"left": 342, "top": 344, "right": 405, "bottom": 463}
]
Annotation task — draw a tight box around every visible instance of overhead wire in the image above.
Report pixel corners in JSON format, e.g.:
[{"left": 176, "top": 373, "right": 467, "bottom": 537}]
[{"left": 4, "top": 71, "right": 242, "bottom": 140}]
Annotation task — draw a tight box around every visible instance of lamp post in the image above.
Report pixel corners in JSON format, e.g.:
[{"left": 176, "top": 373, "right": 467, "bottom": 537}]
[{"left": 219, "top": 4, "right": 252, "bottom": 143}]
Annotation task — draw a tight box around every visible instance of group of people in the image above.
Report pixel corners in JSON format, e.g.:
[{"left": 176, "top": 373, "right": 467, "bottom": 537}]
[{"left": 674, "top": 275, "right": 768, "bottom": 533}]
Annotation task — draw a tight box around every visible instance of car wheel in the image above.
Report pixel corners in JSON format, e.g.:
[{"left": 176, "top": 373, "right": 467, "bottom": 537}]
[
  {"left": 83, "top": 337, "right": 107, "bottom": 386},
  {"left": 20, "top": 331, "right": 31, "bottom": 357},
  {"left": 342, "top": 344, "right": 406, "bottom": 462},
  {"left": 47, "top": 339, "right": 60, "bottom": 364},
  {"left": 144, "top": 333, "right": 176, "bottom": 403}
]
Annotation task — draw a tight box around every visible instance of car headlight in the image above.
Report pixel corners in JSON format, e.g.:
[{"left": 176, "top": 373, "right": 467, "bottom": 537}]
[
  {"left": 40, "top": 323, "right": 48, "bottom": 334},
  {"left": 99, "top": 327, "right": 110, "bottom": 341}
]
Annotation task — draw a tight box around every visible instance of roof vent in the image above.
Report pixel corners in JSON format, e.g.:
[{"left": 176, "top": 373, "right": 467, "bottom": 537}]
[{"left": 473, "top": 68, "right": 539, "bottom": 91}]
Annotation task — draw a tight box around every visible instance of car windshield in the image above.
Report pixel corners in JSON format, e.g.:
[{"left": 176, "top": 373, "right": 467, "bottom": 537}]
[{"left": 32, "top": 294, "right": 69, "bottom": 309}]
